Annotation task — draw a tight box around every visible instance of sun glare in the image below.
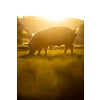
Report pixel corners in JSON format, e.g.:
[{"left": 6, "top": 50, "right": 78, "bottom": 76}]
[
  {"left": 18, "top": 14, "right": 67, "bottom": 21},
  {"left": 17, "top": 0, "right": 70, "bottom": 21},
  {"left": 18, "top": 15, "right": 23, "bottom": 18},
  {"left": 44, "top": 15, "right": 66, "bottom": 21},
  {"left": 17, "top": 0, "right": 84, "bottom": 21}
]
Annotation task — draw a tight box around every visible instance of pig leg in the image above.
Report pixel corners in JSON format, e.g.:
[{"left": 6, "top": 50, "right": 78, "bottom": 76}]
[
  {"left": 44, "top": 46, "right": 48, "bottom": 55},
  {"left": 29, "top": 50, "right": 37, "bottom": 55},
  {"left": 32, "top": 49, "right": 37, "bottom": 54},
  {"left": 37, "top": 47, "right": 43, "bottom": 55},
  {"left": 29, "top": 48, "right": 37, "bottom": 55},
  {"left": 70, "top": 44, "right": 73, "bottom": 54},
  {"left": 64, "top": 44, "right": 68, "bottom": 54}
]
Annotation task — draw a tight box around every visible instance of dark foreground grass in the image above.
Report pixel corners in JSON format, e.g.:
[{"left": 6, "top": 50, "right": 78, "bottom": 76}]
[{"left": 17, "top": 49, "right": 84, "bottom": 100}]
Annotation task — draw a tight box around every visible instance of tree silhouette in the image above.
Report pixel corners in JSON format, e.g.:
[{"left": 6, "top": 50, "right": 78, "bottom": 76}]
[
  {"left": 74, "top": 24, "right": 84, "bottom": 45},
  {"left": 17, "top": 17, "right": 24, "bottom": 44}
]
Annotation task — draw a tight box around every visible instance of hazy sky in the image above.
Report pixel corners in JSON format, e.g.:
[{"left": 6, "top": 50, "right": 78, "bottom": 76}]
[{"left": 17, "top": 0, "right": 85, "bottom": 20}]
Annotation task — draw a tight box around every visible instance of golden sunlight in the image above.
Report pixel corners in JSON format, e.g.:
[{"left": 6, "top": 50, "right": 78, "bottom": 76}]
[
  {"left": 22, "top": 30, "right": 27, "bottom": 34},
  {"left": 17, "top": 0, "right": 84, "bottom": 20},
  {"left": 32, "top": 33, "right": 35, "bottom": 36},
  {"left": 18, "top": 14, "right": 67, "bottom": 21},
  {"left": 17, "top": 1, "right": 71, "bottom": 21},
  {"left": 44, "top": 15, "right": 66, "bottom": 21},
  {"left": 18, "top": 15, "right": 23, "bottom": 19}
]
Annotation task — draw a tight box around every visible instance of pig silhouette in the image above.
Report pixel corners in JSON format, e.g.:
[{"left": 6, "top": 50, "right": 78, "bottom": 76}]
[{"left": 23, "top": 26, "right": 78, "bottom": 55}]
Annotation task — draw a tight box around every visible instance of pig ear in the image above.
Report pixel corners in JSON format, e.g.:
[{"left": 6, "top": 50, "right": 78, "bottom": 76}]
[
  {"left": 73, "top": 28, "right": 79, "bottom": 33},
  {"left": 75, "top": 27, "right": 79, "bottom": 33}
]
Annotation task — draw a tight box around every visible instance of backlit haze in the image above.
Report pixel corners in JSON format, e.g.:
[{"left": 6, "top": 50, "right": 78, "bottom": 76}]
[{"left": 17, "top": 0, "right": 84, "bottom": 21}]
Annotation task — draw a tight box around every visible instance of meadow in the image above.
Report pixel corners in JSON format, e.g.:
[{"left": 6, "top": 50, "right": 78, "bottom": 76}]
[{"left": 17, "top": 47, "right": 84, "bottom": 100}]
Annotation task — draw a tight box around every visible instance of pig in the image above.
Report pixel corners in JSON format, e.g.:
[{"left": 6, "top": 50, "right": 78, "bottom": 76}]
[{"left": 23, "top": 26, "right": 78, "bottom": 55}]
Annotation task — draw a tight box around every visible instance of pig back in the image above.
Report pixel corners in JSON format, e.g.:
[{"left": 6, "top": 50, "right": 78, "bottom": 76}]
[{"left": 29, "top": 26, "right": 76, "bottom": 46}]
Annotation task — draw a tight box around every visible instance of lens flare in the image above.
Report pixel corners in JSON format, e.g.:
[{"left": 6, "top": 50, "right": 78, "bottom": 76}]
[
  {"left": 36, "top": 70, "right": 57, "bottom": 89},
  {"left": 20, "top": 72, "right": 35, "bottom": 86}
]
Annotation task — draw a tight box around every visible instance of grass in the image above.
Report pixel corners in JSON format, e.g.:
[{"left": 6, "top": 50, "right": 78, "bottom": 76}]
[{"left": 17, "top": 48, "right": 84, "bottom": 100}]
